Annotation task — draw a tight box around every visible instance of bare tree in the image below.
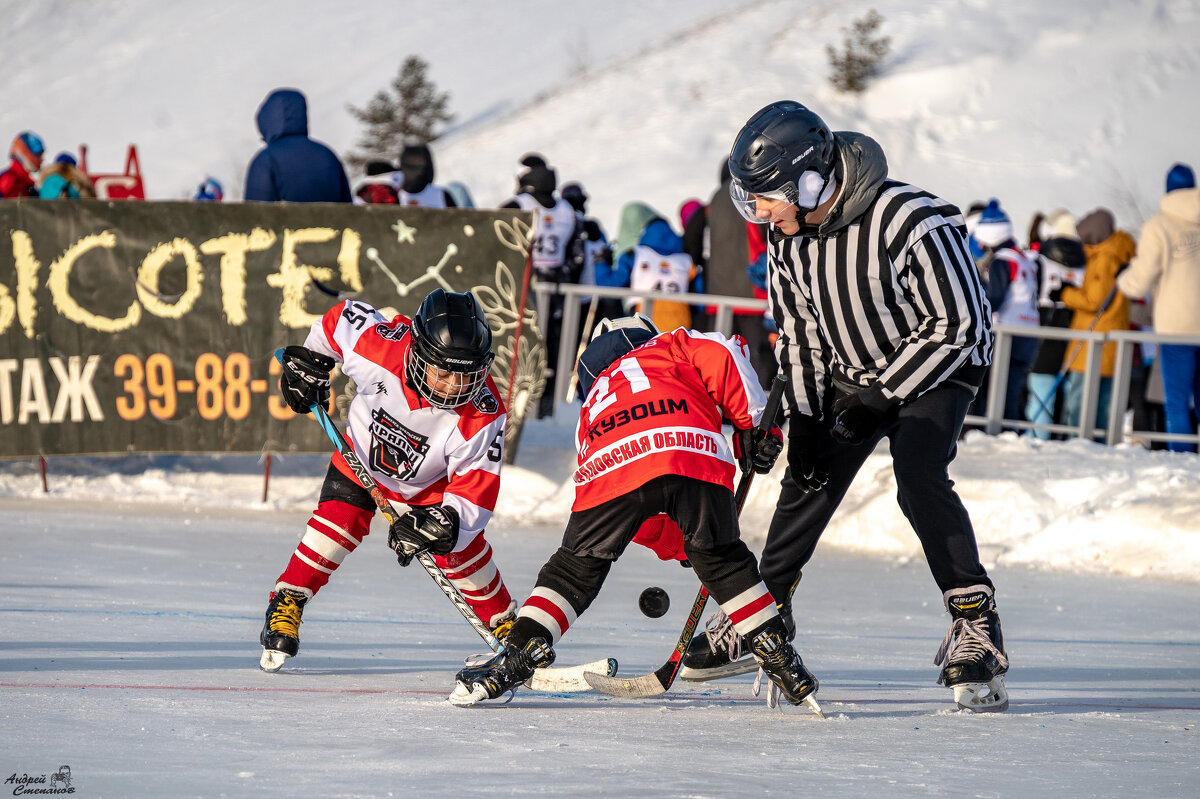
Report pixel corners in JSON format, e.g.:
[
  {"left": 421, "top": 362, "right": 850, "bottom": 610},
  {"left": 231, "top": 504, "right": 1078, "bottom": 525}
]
[
  {"left": 826, "top": 10, "right": 891, "bottom": 94},
  {"left": 346, "top": 56, "right": 453, "bottom": 170}
]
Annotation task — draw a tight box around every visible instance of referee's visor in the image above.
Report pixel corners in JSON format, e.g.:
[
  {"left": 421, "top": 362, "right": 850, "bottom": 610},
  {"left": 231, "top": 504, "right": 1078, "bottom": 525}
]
[{"left": 729, "top": 180, "right": 797, "bottom": 223}]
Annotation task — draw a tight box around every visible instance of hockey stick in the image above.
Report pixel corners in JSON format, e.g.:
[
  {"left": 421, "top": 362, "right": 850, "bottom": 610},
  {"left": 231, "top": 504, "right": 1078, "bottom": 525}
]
[
  {"left": 565, "top": 298, "right": 600, "bottom": 403},
  {"left": 275, "top": 350, "right": 616, "bottom": 691},
  {"left": 584, "top": 375, "right": 791, "bottom": 700}
]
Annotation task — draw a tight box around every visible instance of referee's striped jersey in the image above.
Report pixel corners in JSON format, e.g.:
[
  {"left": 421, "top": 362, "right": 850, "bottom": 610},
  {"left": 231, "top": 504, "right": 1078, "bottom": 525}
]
[{"left": 768, "top": 179, "right": 993, "bottom": 419}]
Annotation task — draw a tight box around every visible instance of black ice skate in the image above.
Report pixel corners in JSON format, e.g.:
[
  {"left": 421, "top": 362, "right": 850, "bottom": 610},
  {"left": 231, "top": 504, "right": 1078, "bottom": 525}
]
[
  {"left": 259, "top": 588, "right": 308, "bottom": 672},
  {"left": 934, "top": 585, "right": 1010, "bottom": 712},
  {"left": 748, "top": 625, "right": 823, "bottom": 717},
  {"left": 678, "top": 610, "right": 758, "bottom": 681},
  {"left": 448, "top": 638, "right": 556, "bottom": 706}
]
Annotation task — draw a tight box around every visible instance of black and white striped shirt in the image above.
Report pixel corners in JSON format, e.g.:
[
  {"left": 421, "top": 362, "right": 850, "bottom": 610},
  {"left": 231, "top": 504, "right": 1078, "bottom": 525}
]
[{"left": 768, "top": 179, "right": 993, "bottom": 419}]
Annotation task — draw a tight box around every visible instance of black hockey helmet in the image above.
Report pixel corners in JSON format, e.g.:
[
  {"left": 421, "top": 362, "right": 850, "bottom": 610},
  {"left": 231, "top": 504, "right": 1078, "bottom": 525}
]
[
  {"left": 408, "top": 288, "right": 496, "bottom": 409},
  {"left": 727, "top": 101, "right": 838, "bottom": 221},
  {"left": 561, "top": 181, "right": 587, "bottom": 214},
  {"left": 399, "top": 143, "right": 435, "bottom": 194},
  {"left": 576, "top": 313, "right": 660, "bottom": 399},
  {"left": 516, "top": 152, "right": 557, "bottom": 196},
  {"left": 1038, "top": 236, "right": 1087, "bottom": 269}
]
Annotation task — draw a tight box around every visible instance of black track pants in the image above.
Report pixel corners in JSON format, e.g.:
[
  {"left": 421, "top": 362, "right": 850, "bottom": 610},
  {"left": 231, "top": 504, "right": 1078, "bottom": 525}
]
[{"left": 761, "top": 380, "right": 993, "bottom": 605}]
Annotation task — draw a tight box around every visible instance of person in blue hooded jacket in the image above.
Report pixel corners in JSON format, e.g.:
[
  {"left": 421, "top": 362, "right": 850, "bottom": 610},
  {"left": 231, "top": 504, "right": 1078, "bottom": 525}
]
[{"left": 245, "top": 88, "right": 351, "bottom": 203}]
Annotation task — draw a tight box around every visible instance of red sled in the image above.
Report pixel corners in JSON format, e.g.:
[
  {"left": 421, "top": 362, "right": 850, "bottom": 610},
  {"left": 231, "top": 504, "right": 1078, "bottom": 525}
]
[{"left": 79, "top": 143, "right": 145, "bottom": 200}]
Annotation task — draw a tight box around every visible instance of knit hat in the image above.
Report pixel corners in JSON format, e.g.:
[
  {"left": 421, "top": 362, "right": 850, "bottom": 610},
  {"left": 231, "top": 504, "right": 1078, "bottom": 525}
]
[
  {"left": 54, "top": 152, "right": 77, "bottom": 167},
  {"left": 1041, "top": 208, "right": 1078, "bottom": 240},
  {"left": 1166, "top": 163, "right": 1195, "bottom": 194},
  {"left": 365, "top": 160, "right": 394, "bottom": 176},
  {"left": 10, "top": 131, "right": 44, "bottom": 173},
  {"left": 972, "top": 199, "right": 1014, "bottom": 249},
  {"left": 1076, "top": 208, "right": 1115, "bottom": 246}
]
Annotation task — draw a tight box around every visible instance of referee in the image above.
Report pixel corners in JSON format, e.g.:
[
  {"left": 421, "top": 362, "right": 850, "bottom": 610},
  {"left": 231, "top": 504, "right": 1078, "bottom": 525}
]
[{"left": 682, "top": 101, "right": 1011, "bottom": 712}]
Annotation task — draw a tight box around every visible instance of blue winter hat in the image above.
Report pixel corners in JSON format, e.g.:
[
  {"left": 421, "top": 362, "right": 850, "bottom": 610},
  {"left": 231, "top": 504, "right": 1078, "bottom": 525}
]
[
  {"left": 1166, "top": 163, "right": 1195, "bottom": 193},
  {"left": 972, "top": 199, "right": 1014, "bottom": 249},
  {"left": 54, "top": 152, "right": 76, "bottom": 167}
]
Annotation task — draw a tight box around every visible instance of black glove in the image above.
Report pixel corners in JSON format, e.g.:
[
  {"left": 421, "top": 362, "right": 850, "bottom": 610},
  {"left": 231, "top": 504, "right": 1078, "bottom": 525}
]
[
  {"left": 1047, "top": 286, "right": 1064, "bottom": 303},
  {"left": 787, "top": 414, "right": 831, "bottom": 493},
  {"left": 830, "top": 385, "right": 892, "bottom": 446},
  {"left": 733, "top": 424, "right": 784, "bottom": 474},
  {"left": 388, "top": 505, "right": 460, "bottom": 567},
  {"left": 279, "top": 345, "right": 335, "bottom": 414}
]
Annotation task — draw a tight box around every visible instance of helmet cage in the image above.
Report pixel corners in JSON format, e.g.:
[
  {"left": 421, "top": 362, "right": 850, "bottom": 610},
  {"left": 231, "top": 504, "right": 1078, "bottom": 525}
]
[{"left": 407, "top": 339, "right": 494, "bottom": 409}]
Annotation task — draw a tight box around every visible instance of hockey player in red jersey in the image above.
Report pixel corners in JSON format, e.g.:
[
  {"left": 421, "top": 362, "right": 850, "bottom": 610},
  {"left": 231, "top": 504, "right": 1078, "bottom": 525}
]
[
  {"left": 449, "top": 315, "right": 819, "bottom": 709},
  {"left": 260, "top": 289, "right": 516, "bottom": 672}
]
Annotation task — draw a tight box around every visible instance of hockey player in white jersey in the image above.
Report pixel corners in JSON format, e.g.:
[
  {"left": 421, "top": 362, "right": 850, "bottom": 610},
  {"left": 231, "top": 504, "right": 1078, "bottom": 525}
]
[
  {"left": 502, "top": 153, "right": 585, "bottom": 417},
  {"left": 259, "top": 288, "right": 515, "bottom": 672}
]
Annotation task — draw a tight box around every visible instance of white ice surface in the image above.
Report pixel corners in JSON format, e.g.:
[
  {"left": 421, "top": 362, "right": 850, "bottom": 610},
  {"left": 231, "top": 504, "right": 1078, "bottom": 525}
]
[{"left": 1, "top": 418, "right": 1198, "bottom": 797}]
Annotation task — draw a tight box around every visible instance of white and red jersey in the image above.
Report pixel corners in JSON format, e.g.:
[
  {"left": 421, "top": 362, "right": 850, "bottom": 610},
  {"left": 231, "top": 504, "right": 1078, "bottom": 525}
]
[
  {"left": 303, "top": 300, "right": 506, "bottom": 537},
  {"left": 572, "top": 328, "right": 766, "bottom": 511},
  {"left": 514, "top": 193, "right": 578, "bottom": 274}
]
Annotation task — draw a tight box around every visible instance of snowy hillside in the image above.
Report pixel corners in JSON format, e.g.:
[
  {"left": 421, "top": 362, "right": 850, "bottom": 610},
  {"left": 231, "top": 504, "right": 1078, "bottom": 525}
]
[{"left": 6, "top": 0, "right": 1199, "bottom": 235}]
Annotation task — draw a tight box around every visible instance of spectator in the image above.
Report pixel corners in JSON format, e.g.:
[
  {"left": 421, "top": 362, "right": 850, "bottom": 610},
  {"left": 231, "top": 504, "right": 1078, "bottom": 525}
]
[
  {"left": 354, "top": 161, "right": 400, "bottom": 204},
  {"left": 501, "top": 153, "right": 584, "bottom": 417},
  {"left": 1, "top": 131, "right": 44, "bottom": 199},
  {"left": 38, "top": 152, "right": 95, "bottom": 199},
  {"left": 391, "top": 143, "right": 457, "bottom": 207},
  {"left": 561, "top": 181, "right": 611, "bottom": 338},
  {"left": 1025, "top": 236, "right": 1086, "bottom": 439},
  {"left": 625, "top": 213, "right": 698, "bottom": 332},
  {"left": 193, "top": 177, "right": 224, "bottom": 202},
  {"left": 1116, "top": 163, "right": 1199, "bottom": 452},
  {"left": 973, "top": 200, "right": 1040, "bottom": 428},
  {"left": 245, "top": 88, "right": 351, "bottom": 203},
  {"left": 1061, "top": 208, "right": 1134, "bottom": 434},
  {"left": 445, "top": 181, "right": 475, "bottom": 209}
]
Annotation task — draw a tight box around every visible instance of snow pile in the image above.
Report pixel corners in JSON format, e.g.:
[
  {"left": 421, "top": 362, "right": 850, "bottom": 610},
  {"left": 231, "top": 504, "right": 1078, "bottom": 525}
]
[{"left": 3, "top": 418, "right": 1197, "bottom": 584}]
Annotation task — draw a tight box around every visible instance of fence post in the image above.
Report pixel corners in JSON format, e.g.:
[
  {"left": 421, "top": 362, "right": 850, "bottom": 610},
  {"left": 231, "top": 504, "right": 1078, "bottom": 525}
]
[
  {"left": 555, "top": 294, "right": 581, "bottom": 408},
  {"left": 984, "top": 329, "right": 1012, "bottom": 435},
  {"left": 1106, "top": 337, "right": 1135, "bottom": 446},
  {"left": 1078, "top": 339, "right": 1105, "bottom": 442}
]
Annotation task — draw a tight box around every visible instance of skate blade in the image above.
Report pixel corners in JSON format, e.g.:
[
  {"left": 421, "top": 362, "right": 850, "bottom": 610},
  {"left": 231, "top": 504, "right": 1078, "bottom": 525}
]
[
  {"left": 448, "top": 681, "right": 489, "bottom": 707},
  {"left": 952, "top": 677, "right": 1009, "bottom": 713},
  {"left": 679, "top": 657, "right": 759, "bottom": 682},
  {"left": 259, "top": 649, "right": 290, "bottom": 673},
  {"left": 803, "top": 694, "right": 826, "bottom": 719}
]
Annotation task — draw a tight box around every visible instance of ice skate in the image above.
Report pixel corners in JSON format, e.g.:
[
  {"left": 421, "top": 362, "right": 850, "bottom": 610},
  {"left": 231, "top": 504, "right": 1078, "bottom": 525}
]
[
  {"left": 935, "top": 585, "right": 1010, "bottom": 713},
  {"left": 678, "top": 610, "right": 757, "bottom": 681},
  {"left": 259, "top": 589, "right": 308, "bottom": 672},
  {"left": 748, "top": 625, "right": 823, "bottom": 717},
  {"left": 448, "top": 638, "right": 555, "bottom": 706}
]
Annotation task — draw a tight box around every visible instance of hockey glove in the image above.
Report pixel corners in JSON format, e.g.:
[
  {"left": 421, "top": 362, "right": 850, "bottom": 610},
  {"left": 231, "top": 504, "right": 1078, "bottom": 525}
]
[
  {"left": 388, "top": 505, "right": 460, "bottom": 567},
  {"left": 733, "top": 425, "right": 785, "bottom": 475},
  {"left": 787, "top": 414, "right": 831, "bottom": 494},
  {"left": 829, "top": 385, "right": 892, "bottom": 446},
  {"left": 279, "top": 345, "right": 335, "bottom": 414}
]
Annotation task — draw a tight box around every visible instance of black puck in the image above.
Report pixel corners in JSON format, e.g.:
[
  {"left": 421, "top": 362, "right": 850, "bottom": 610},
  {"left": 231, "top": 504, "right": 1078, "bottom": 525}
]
[{"left": 638, "top": 586, "right": 670, "bottom": 618}]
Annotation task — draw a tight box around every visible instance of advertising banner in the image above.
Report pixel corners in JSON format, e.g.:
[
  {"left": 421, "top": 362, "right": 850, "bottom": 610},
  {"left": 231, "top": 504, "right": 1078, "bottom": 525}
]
[{"left": 0, "top": 200, "right": 543, "bottom": 459}]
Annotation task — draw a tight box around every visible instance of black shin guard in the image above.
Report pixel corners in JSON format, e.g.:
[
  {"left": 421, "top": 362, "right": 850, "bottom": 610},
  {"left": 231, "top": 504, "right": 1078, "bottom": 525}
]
[
  {"left": 682, "top": 539, "right": 764, "bottom": 606},
  {"left": 508, "top": 547, "right": 612, "bottom": 649}
]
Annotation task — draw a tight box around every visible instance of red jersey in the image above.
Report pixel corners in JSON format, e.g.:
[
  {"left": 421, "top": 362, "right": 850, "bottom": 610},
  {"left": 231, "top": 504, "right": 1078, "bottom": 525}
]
[
  {"left": 572, "top": 328, "right": 766, "bottom": 511},
  {"left": 304, "top": 300, "right": 506, "bottom": 536}
]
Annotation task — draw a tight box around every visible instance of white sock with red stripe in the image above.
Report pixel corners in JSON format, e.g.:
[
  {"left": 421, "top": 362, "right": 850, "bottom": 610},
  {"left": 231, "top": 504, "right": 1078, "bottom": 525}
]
[
  {"left": 717, "top": 582, "right": 780, "bottom": 638},
  {"left": 276, "top": 500, "right": 373, "bottom": 598},
  {"left": 433, "top": 534, "right": 515, "bottom": 628}
]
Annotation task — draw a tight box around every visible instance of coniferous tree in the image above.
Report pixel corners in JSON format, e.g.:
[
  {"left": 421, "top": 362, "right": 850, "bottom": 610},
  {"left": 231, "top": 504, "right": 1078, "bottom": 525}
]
[
  {"left": 346, "top": 56, "right": 453, "bottom": 171},
  {"left": 826, "top": 11, "right": 891, "bottom": 94}
]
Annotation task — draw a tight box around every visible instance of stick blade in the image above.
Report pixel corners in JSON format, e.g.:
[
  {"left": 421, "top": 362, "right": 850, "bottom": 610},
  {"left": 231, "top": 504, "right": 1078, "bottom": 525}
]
[
  {"left": 526, "top": 658, "right": 618, "bottom": 693},
  {"left": 584, "top": 665, "right": 671, "bottom": 698}
]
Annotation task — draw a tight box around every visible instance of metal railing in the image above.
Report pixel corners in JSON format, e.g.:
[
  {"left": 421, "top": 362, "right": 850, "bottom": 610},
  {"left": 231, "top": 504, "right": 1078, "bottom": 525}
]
[{"left": 532, "top": 283, "right": 1200, "bottom": 449}]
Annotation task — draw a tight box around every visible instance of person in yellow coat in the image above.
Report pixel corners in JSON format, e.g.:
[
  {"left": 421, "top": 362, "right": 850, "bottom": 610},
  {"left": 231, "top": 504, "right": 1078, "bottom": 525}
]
[{"left": 1059, "top": 208, "right": 1135, "bottom": 432}]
